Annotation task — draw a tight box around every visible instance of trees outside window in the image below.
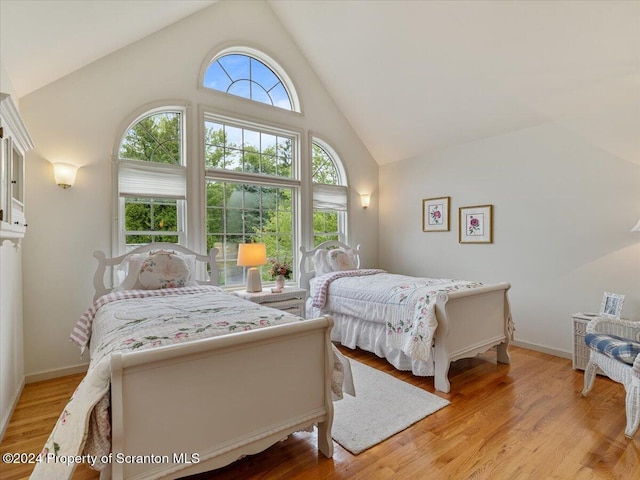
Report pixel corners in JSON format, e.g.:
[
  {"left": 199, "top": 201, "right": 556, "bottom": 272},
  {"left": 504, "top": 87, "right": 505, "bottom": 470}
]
[
  {"left": 204, "top": 115, "right": 298, "bottom": 287},
  {"left": 312, "top": 140, "right": 348, "bottom": 246}
]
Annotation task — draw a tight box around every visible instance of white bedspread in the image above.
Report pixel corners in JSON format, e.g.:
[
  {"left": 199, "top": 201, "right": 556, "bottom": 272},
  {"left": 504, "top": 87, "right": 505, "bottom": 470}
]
[
  {"left": 33, "top": 286, "right": 348, "bottom": 480},
  {"left": 309, "top": 271, "right": 483, "bottom": 363}
]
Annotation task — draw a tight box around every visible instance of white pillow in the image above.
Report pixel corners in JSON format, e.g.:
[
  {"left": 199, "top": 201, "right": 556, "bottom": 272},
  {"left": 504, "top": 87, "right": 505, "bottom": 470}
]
[
  {"left": 138, "top": 251, "right": 191, "bottom": 290},
  {"left": 114, "top": 253, "right": 148, "bottom": 291},
  {"left": 327, "top": 248, "right": 357, "bottom": 271},
  {"left": 313, "top": 249, "right": 332, "bottom": 276},
  {"left": 114, "top": 250, "right": 198, "bottom": 291}
]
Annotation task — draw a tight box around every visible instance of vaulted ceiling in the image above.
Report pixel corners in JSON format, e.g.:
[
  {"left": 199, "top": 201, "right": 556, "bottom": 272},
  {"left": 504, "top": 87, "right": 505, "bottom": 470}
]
[{"left": 1, "top": 0, "right": 638, "bottom": 165}]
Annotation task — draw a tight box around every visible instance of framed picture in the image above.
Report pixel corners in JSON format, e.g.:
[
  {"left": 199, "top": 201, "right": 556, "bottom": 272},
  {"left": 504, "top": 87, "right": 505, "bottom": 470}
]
[
  {"left": 600, "top": 292, "right": 625, "bottom": 319},
  {"left": 459, "top": 204, "right": 493, "bottom": 243},
  {"left": 422, "top": 196, "right": 450, "bottom": 232}
]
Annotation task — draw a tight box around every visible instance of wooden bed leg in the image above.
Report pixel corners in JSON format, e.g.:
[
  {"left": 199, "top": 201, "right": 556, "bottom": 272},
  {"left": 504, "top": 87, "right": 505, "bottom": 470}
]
[
  {"left": 434, "top": 361, "right": 451, "bottom": 393},
  {"left": 496, "top": 342, "right": 510, "bottom": 364},
  {"left": 317, "top": 421, "right": 334, "bottom": 458}
]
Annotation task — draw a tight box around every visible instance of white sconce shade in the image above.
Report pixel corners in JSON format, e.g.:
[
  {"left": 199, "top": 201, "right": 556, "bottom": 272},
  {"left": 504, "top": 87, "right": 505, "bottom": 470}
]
[
  {"left": 237, "top": 243, "right": 267, "bottom": 292},
  {"left": 361, "top": 193, "right": 371, "bottom": 209},
  {"left": 53, "top": 163, "right": 78, "bottom": 189},
  {"left": 632, "top": 219, "right": 640, "bottom": 232}
]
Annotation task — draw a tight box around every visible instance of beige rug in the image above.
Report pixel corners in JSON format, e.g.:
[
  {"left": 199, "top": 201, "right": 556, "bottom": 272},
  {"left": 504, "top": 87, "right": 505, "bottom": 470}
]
[{"left": 332, "top": 360, "right": 449, "bottom": 455}]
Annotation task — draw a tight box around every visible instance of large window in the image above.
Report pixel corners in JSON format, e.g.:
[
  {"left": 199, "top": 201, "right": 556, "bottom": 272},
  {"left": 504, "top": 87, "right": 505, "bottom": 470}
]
[
  {"left": 117, "top": 109, "right": 186, "bottom": 250},
  {"left": 312, "top": 140, "right": 348, "bottom": 246},
  {"left": 114, "top": 48, "right": 349, "bottom": 285},
  {"left": 204, "top": 114, "right": 299, "bottom": 287}
]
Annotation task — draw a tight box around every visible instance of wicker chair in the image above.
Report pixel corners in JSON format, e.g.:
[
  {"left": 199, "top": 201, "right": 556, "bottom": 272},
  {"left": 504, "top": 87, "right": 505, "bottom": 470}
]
[{"left": 582, "top": 316, "right": 640, "bottom": 438}]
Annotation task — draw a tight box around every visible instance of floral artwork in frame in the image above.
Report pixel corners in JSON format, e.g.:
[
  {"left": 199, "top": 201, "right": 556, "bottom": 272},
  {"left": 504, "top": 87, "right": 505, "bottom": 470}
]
[
  {"left": 600, "top": 292, "right": 625, "bottom": 319},
  {"left": 422, "top": 196, "right": 450, "bottom": 232},
  {"left": 459, "top": 204, "right": 493, "bottom": 243}
]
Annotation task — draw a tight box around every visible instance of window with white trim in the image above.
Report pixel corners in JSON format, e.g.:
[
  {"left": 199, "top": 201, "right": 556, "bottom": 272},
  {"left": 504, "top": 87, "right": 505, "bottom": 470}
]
[
  {"left": 202, "top": 48, "right": 299, "bottom": 112},
  {"left": 312, "top": 140, "right": 348, "bottom": 246},
  {"left": 204, "top": 114, "right": 299, "bottom": 287},
  {"left": 117, "top": 109, "right": 186, "bottom": 250}
]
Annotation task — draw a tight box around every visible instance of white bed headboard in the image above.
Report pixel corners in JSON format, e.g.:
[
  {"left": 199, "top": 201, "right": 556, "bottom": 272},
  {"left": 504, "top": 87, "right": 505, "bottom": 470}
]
[
  {"left": 298, "top": 241, "right": 361, "bottom": 292},
  {"left": 92, "top": 243, "right": 219, "bottom": 301}
]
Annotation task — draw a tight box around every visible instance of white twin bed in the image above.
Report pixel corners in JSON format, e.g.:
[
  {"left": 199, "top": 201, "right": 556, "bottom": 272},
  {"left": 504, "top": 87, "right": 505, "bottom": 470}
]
[
  {"left": 300, "top": 241, "right": 514, "bottom": 393},
  {"left": 36, "top": 240, "right": 513, "bottom": 479},
  {"left": 34, "top": 243, "right": 350, "bottom": 480}
]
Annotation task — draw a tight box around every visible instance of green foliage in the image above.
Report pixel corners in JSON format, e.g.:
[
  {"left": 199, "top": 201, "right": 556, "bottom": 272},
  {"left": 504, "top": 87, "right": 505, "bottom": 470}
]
[
  {"left": 120, "top": 113, "right": 181, "bottom": 164},
  {"left": 312, "top": 143, "right": 339, "bottom": 185}
]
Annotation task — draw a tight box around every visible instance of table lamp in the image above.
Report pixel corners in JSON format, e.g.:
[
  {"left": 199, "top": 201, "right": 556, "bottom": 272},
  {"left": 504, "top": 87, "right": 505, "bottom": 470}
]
[{"left": 237, "top": 242, "right": 267, "bottom": 292}]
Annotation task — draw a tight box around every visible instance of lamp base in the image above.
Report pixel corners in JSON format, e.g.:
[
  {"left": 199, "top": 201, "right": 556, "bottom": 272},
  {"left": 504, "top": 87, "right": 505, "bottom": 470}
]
[{"left": 245, "top": 267, "right": 263, "bottom": 292}]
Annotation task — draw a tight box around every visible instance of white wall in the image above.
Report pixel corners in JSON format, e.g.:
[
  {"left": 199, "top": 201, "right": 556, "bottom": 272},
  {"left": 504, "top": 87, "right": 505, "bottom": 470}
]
[
  {"left": 380, "top": 122, "right": 640, "bottom": 357},
  {"left": 0, "top": 64, "right": 25, "bottom": 440},
  {"left": 19, "top": 0, "right": 378, "bottom": 377}
]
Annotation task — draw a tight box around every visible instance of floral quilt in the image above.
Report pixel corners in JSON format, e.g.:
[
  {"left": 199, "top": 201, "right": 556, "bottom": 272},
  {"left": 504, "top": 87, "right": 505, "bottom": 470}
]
[
  {"left": 32, "top": 286, "right": 342, "bottom": 480},
  {"left": 311, "top": 272, "right": 484, "bottom": 363}
]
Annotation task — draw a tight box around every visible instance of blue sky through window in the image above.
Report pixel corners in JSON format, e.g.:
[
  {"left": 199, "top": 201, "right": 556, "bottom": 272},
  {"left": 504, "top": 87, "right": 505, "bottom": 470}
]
[{"left": 203, "top": 53, "right": 292, "bottom": 110}]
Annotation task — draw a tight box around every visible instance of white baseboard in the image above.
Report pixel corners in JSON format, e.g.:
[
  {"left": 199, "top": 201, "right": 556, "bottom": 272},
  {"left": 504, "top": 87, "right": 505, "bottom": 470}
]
[
  {"left": 0, "top": 377, "right": 25, "bottom": 444},
  {"left": 25, "top": 363, "right": 89, "bottom": 384},
  {"left": 512, "top": 339, "right": 571, "bottom": 360}
]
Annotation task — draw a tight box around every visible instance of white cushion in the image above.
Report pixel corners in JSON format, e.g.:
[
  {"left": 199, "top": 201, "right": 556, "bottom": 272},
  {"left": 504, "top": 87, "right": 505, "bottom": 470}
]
[
  {"left": 313, "top": 249, "right": 332, "bottom": 276},
  {"left": 138, "top": 251, "right": 191, "bottom": 289},
  {"left": 114, "top": 250, "right": 198, "bottom": 291},
  {"left": 327, "top": 248, "right": 357, "bottom": 271}
]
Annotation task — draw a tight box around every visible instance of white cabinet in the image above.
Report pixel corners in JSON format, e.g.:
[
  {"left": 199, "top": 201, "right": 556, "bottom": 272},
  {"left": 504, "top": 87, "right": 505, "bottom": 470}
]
[{"left": 0, "top": 93, "right": 34, "bottom": 242}]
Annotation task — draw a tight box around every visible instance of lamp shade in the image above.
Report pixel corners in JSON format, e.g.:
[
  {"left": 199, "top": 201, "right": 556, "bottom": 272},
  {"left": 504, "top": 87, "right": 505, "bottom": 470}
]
[
  {"left": 237, "top": 243, "right": 267, "bottom": 267},
  {"left": 361, "top": 193, "right": 371, "bottom": 209},
  {"left": 632, "top": 219, "right": 640, "bottom": 232},
  {"left": 53, "top": 163, "right": 78, "bottom": 189}
]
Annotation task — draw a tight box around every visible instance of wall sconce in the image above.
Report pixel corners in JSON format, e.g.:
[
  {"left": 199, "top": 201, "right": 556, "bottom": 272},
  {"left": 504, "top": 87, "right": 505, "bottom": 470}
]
[
  {"left": 53, "top": 163, "right": 78, "bottom": 189},
  {"left": 631, "top": 219, "right": 640, "bottom": 232},
  {"left": 237, "top": 242, "right": 267, "bottom": 292},
  {"left": 361, "top": 193, "right": 371, "bottom": 209}
]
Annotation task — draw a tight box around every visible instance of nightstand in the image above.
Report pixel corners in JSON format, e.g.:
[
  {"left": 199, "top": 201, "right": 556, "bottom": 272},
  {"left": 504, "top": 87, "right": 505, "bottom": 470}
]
[
  {"left": 232, "top": 286, "right": 307, "bottom": 318},
  {"left": 572, "top": 312, "right": 600, "bottom": 370}
]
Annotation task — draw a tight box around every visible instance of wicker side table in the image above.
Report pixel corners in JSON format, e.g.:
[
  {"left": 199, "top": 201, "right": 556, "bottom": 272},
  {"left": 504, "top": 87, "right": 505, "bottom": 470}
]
[{"left": 572, "top": 312, "right": 601, "bottom": 370}]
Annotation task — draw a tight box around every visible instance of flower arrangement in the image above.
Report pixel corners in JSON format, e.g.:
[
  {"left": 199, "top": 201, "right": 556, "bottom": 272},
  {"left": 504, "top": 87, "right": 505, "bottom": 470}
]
[{"left": 268, "top": 258, "right": 293, "bottom": 279}]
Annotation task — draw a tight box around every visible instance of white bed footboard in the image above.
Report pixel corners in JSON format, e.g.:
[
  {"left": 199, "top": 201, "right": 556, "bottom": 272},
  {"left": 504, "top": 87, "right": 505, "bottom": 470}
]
[
  {"left": 109, "top": 316, "right": 335, "bottom": 480},
  {"left": 433, "top": 283, "right": 513, "bottom": 392}
]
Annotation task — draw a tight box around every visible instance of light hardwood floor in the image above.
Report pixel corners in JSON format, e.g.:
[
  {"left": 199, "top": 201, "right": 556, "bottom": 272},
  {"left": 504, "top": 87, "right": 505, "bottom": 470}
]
[{"left": 1, "top": 345, "right": 639, "bottom": 479}]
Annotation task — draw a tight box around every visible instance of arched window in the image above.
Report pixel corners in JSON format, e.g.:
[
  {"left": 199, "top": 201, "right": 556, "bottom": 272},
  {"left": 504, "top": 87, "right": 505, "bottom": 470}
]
[
  {"left": 312, "top": 139, "right": 348, "bottom": 246},
  {"left": 202, "top": 47, "right": 300, "bottom": 112},
  {"left": 116, "top": 108, "right": 187, "bottom": 250}
]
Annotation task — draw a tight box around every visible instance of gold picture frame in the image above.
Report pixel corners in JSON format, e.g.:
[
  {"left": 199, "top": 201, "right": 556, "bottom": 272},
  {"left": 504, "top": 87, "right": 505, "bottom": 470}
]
[
  {"left": 459, "top": 204, "right": 493, "bottom": 243},
  {"left": 422, "top": 196, "right": 450, "bottom": 232}
]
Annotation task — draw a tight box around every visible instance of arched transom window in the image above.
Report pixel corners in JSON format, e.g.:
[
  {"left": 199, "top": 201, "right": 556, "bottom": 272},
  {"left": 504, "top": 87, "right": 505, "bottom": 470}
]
[{"left": 203, "top": 48, "right": 299, "bottom": 111}]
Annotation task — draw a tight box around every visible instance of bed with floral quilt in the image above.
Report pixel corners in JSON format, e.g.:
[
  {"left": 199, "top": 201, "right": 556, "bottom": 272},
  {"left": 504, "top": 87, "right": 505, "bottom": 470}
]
[
  {"left": 32, "top": 243, "right": 350, "bottom": 480},
  {"left": 300, "top": 241, "right": 514, "bottom": 393}
]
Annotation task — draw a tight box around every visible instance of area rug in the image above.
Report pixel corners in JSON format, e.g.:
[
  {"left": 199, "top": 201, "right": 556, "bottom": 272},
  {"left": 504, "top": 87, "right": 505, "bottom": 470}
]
[{"left": 332, "top": 360, "right": 449, "bottom": 455}]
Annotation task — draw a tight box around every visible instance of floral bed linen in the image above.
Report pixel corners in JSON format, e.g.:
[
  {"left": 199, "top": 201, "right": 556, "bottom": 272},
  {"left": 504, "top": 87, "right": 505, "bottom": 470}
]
[
  {"left": 33, "top": 286, "right": 345, "bottom": 480},
  {"left": 310, "top": 271, "right": 483, "bottom": 363}
]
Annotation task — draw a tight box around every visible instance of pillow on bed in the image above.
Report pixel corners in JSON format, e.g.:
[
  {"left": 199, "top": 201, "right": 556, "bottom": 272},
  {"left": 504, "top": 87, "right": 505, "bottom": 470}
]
[
  {"left": 138, "top": 250, "right": 191, "bottom": 290},
  {"left": 313, "top": 249, "right": 332, "bottom": 276},
  {"left": 114, "top": 253, "right": 148, "bottom": 291},
  {"left": 327, "top": 248, "right": 357, "bottom": 271},
  {"left": 115, "top": 250, "right": 198, "bottom": 291}
]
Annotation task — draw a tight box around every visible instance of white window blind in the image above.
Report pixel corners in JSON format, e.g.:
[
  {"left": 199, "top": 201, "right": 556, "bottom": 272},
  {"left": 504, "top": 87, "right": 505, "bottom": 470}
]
[
  {"left": 119, "top": 160, "right": 186, "bottom": 199},
  {"left": 312, "top": 183, "right": 348, "bottom": 211}
]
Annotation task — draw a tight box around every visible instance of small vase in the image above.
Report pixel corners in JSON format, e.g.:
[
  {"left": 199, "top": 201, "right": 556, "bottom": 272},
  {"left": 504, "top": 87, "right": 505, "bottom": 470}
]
[{"left": 275, "top": 275, "right": 285, "bottom": 290}]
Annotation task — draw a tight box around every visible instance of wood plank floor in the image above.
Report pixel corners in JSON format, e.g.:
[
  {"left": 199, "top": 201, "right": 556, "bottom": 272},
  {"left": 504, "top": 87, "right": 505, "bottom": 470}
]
[{"left": 1, "top": 345, "right": 639, "bottom": 479}]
